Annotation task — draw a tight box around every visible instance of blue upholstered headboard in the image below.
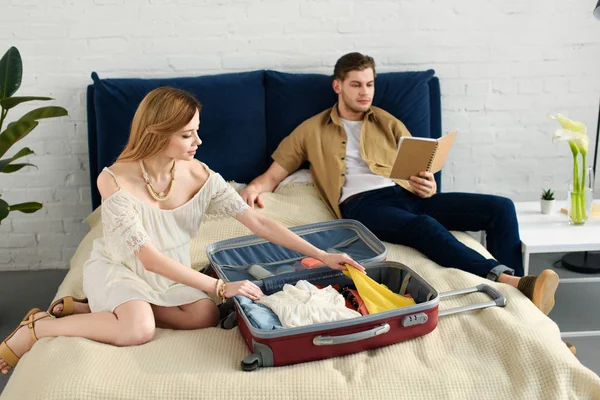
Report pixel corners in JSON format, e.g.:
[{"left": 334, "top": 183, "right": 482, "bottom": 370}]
[{"left": 86, "top": 70, "right": 442, "bottom": 209}]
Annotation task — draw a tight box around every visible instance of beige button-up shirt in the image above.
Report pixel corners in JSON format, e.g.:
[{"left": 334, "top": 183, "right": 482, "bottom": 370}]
[{"left": 272, "top": 105, "right": 415, "bottom": 218}]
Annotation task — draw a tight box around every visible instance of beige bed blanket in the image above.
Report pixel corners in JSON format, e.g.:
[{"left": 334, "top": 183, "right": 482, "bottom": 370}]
[{"left": 3, "top": 183, "right": 600, "bottom": 400}]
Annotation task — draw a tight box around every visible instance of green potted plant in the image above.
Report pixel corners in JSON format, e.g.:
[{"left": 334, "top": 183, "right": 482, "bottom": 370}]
[
  {"left": 0, "top": 46, "right": 68, "bottom": 224},
  {"left": 540, "top": 188, "right": 555, "bottom": 214}
]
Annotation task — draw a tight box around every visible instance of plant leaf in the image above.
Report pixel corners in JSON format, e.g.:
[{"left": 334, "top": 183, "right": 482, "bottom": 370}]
[
  {"left": 0, "top": 46, "right": 22, "bottom": 99},
  {"left": 9, "top": 147, "right": 33, "bottom": 158},
  {"left": 0, "top": 120, "right": 38, "bottom": 158},
  {"left": 0, "top": 198, "right": 9, "bottom": 223},
  {"left": 2, "top": 162, "right": 36, "bottom": 173},
  {"left": 18, "top": 106, "right": 68, "bottom": 121},
  {"left": 0, "top": 96, "right": 53, "bottom": 110},
  {"left": 8, "top": 201, "right": 43, "bottom": 213},
  {"left": 0, "top": 146, "right": 34, "bottom": 172}
]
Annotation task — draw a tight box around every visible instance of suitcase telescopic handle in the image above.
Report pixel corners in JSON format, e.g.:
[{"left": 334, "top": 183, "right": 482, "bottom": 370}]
[
  {"left": 438, "top": 284, "right": 507, "bottom": 317},
  {"left": 312, "top": 323, "right": 391, "bottom": 346}
]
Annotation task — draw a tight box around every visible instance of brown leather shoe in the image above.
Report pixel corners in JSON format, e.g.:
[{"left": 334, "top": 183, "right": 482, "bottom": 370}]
[
  {"left": 565, "top": 341, "right": 577, "bottom": 355},
  {"left": 517, "top": 269, "right": 559, "bottom": 315}
]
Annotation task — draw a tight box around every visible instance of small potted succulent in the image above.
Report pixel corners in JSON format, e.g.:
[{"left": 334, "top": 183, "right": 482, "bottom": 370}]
[{"left": 540, "top": 188, "right": 555, "bottom": 214}]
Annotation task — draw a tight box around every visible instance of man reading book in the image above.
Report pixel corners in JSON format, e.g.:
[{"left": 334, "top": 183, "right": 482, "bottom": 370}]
[{"left": 240, "top": 52, "right": 559, "bottom": 315}]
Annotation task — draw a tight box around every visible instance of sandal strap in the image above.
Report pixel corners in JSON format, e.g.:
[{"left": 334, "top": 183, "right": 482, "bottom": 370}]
[
  {"left": 62, "top": 296, "right": 74, "bottom": 316},
  {"left": 49, "top": 296, "right": 87, "bottom": 317},
  {"left": 26, "top": 315, "right": 38, "bottom": 343},
  {"left": 0, "top": 309, "right": 47, "bottom": 369},
  {"left": 21, "top": 313, "right": 50, "bottom": 343},
  {"left": 0, "top": 341, "right": 19, "bottom": 368}
]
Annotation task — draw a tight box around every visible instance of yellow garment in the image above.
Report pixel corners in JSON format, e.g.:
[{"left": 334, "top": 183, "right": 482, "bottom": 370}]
[{"left": 343, "top": 266, "right": 416, "bottom": 314}]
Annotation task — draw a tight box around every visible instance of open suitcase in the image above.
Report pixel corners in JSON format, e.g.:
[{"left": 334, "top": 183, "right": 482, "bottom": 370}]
[{"left": 206, "top": 220, "right": 506, "bottom": 371}]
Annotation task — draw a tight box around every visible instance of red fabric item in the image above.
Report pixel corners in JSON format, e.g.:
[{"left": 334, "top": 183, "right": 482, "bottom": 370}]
[
  {"left": 346, "top": 288, "right": 370, "bottom": 315},
  {"left": 301, "top": 258, "right": 325, "bottom": 268}
]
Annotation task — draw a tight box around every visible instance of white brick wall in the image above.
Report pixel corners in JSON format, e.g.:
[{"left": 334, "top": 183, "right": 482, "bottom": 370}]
[{"left": 1, "top": 0, "right": 599, "bottom": 271}]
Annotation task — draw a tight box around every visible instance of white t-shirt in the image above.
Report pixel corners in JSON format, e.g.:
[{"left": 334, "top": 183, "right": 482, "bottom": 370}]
[{"left": 339, "top": 118, "right": 396, "bottom": 204}]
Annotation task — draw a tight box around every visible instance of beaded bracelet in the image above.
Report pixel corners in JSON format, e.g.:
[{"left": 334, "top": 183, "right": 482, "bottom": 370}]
[
  {"left": 215, "top": 279, "right": 227, "bottom": 303},
  {"left": 219, "top": 281, "right": 227, "bottom": 302}
]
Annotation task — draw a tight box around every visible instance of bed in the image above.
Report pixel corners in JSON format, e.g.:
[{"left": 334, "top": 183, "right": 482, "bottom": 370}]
[{"left": 2, "top": 70, "right": 599, "bottom": 399}]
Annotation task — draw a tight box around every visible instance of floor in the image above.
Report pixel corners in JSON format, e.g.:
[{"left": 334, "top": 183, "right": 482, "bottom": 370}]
[
  {"left": 0, "top": 253, "right": 599, "bottom": 394},
  {"left": 0, "top": 269, "right": 68, "bottom": 394},
  {"left": 530, "top": 252, "right": 600, "bottom": 373}
]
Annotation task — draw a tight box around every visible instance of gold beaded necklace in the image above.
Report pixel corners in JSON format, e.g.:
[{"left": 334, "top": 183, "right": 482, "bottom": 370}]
[{"left": 139, "top": 159, "right": 176, "bottom": 202}]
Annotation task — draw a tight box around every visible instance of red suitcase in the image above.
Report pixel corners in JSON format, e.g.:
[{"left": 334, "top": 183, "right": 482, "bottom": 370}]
[{"left": 206, "top": 220, "right": 506, "bottom": 371}]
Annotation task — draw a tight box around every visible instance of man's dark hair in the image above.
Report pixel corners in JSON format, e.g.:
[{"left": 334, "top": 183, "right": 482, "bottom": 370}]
[{"left": 333, "top": 52, "right": 376, "bottom": 81}]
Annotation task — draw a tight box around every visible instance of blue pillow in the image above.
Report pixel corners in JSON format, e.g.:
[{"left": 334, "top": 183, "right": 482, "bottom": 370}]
[
  {"left": 372, "top": 70, "right": 435, "bottom": 140},
  {"left": 264, "top": 71, "right": 337, "bottom": 158},
  {"left": 264, "top": 69, "right": 436, "bottom": 159},
  {"left": 90, "top": 70, "right": 267, "bottom": 185}
]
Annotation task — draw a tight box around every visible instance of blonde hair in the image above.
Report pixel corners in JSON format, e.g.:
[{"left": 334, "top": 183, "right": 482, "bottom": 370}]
[{"left": 117, "top": 87, "right": 201, "bottom": 162}]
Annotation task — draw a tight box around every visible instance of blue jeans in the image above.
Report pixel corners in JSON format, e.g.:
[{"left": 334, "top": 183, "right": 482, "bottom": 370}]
[{"left": 341, "top": 186, "right": 523, "bottom": 278}]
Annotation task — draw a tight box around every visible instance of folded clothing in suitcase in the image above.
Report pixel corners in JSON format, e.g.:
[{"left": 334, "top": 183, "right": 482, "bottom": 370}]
[{"left": 206, "top": 220, "right": 506, "bottom": 371}]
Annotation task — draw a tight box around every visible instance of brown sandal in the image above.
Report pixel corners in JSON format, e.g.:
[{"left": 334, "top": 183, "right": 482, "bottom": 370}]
[
  {"left": 48, "top": 296, "right": 88, "bottom": 318},
  {"left": 0, "top": 308, "right": 51, "bottom": 372}
]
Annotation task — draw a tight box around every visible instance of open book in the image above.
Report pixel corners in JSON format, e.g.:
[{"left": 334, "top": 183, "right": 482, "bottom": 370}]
[{"left": 389, "top": 131, "right": 458, "bottom": 180}]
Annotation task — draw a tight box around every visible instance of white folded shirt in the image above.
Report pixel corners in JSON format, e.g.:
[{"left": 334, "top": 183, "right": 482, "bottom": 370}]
[{"left": 257, "top": 280, "right": 361, "bottom": 328}]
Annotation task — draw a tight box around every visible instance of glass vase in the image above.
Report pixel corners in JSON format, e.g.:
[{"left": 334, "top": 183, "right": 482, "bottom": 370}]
[{"left": 567, "top": 166, "right": 594, "bottom": 225}]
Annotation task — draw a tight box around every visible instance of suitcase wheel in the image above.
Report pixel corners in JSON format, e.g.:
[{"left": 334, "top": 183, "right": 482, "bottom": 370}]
[
  {"left": 241, "top": 353, "right": 262, "bottom": 372},
  {"left": 220, "top": 311, "right": 238, "bottom": 330},
  {"left": 218, "top": 301, "right": 238, "bottom": 330}
]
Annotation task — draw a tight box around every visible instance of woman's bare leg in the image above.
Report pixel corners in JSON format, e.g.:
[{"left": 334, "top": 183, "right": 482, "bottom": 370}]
[
  {"left": 0, "top": 300, "right": 155, "bottom": 375},
  {"left": 152, "top": 299, "right": 219, "bottom": 330}
]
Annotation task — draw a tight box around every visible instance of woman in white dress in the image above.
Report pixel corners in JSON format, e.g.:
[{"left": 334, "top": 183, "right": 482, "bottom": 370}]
[{"left": 0, "top": 87, "right": 364, "bottom": 375}]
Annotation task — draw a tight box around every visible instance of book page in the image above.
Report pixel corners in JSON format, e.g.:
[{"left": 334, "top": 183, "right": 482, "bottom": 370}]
[{"left": 429, "top": 131, "right": 458, "bottom": 173}]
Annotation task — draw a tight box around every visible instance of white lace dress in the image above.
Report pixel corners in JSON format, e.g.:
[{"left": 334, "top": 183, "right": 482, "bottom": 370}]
[{"left": 82, "top": 165, "right": 250, "bottom": 313}]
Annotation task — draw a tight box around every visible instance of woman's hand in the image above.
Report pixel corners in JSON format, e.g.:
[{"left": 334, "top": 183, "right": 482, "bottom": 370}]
[
  {"left": 319, "top": 252, "right": 365, "bottom": 273},
  {"left": 226, "top": 280, "right": 264, "bottom": 301}
]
